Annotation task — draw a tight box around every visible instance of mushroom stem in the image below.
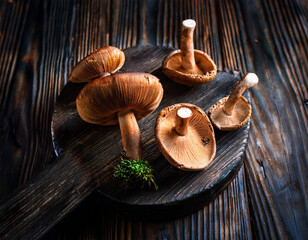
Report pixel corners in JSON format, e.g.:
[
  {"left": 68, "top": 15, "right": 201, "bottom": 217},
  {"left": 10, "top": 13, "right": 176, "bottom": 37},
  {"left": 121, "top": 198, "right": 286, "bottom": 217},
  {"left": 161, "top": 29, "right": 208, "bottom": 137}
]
[
  {"left": 118, "top": 110, "right": 143, "bottom": 160},
  {"left": 180, "top": 19, "right": 198, "bottom": 71},
  {"left": 223, "top": 73, "right": 259, "bottom": 116},
  {"left": 175, "top": 107, "right": 193, "bottom": 136}
]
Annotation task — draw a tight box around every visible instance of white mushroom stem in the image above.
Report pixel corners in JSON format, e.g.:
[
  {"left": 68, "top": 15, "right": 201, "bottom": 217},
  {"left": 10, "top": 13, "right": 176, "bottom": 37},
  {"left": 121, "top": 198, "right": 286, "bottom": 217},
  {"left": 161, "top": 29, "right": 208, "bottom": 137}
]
[
  {"left": 118, "top": 110, "right": 143, "bottom": 160},
  {"left": 180, "top": 19, "right": 197, "bottom": 71},
  {"left": 175, "top": 107, "right": 193, "bottom": 136},
  {"left": 223, "top": 73, "right": 259, "bottom": 116}
]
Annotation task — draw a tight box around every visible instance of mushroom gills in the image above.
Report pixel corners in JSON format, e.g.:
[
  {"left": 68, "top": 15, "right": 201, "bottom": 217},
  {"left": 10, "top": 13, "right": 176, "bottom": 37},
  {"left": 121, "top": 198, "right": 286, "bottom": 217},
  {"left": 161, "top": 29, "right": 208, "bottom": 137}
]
[
  {"left": 162, "top": 19, "right": 217, "bottom": 86},
  {"left": 155, "top": 103, "right": 216, "bottom": 171},
  {"left": 208, "top": 73, "right": 259, "bottom": 131}
]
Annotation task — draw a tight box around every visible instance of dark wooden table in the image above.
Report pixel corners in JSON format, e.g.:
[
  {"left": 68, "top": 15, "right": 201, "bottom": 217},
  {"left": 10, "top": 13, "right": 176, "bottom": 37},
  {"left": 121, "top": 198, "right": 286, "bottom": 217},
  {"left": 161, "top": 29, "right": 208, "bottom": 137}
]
[{"left": 0, "top": 0, "right": 307, "bottom": 239}]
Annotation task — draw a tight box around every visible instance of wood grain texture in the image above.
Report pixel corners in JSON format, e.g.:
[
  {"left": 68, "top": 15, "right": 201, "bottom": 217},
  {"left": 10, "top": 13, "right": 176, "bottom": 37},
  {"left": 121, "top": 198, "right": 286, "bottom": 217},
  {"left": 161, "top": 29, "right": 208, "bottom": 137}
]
[
  {"left": 0, "top": 152, "right": 96, "bottom": 240},
  {"left": 239, "top": 0, "right": 308, "bottom": 239},
  {"left": 0, "top": 0, "right": 307, "bottom": 239},
  {"left": 45, "top": 167, "right": 252, "bottom": 240},
  {"left": 215, "top": 0, "right": 308, "bottom": 238},
  {"left": 0, "top": 0, "right": 74, "bottom": 195}
]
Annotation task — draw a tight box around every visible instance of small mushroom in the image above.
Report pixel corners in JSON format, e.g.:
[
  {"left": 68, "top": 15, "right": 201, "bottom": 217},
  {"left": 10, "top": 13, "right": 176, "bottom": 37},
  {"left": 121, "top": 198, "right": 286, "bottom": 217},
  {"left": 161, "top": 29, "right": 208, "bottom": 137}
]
[
  {"left": 162, "top": 19, "right": 217, "bottom": 86},
  {"left": 155, "top": 103, "right": 216, "bottom": 171},
  {"left": 76, "top": 72, "right": 163, "bottom": 160},
  {"left": 69, "top": 46, "right": 125, "bottom": 83},
  {"left": 208, "top": 73, "right": 259, "bottom": 131}
]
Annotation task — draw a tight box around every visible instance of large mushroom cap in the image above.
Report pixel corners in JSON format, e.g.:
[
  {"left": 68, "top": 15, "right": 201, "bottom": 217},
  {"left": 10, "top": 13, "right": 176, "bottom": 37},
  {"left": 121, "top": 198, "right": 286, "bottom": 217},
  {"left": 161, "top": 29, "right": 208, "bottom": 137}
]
[
  {"left": 69, "top": 46, "right": 125, "bottom": 83},
  {"left": 155, "top": 103, "right": 216, "bottom": 171},
  {"left": 207, "top": 96, "right": 251, "bottom": 131},
  {"left": 76, "top": 72, "right": 163, "bottom": 125},
  {"left": 162, "top": 49, "right": 217, "bottom": 86}
]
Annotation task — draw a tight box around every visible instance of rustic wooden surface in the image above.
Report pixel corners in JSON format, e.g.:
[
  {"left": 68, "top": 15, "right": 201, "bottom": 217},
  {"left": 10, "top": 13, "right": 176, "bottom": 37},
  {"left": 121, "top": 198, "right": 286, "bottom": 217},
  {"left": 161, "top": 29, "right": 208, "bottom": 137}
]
[{"left": 0, "top": 0, "right": 307, "bottom": 239}]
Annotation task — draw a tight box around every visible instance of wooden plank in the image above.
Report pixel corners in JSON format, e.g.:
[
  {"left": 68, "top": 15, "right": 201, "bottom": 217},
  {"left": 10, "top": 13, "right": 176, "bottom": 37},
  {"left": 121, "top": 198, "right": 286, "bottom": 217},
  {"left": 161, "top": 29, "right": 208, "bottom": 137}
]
[
  {"left": 227, "top": 0, "right": 308, "bottom": 239},
  {"left": 0, "top": 0, "right": 33, "bottom": 195},
  {"left": 0, "top": 0, "right": 75, "bottom": 195},
  {"left": 45, "top": 167, "right": 252, "bottom": 240},
  {"left": 0, "top": 153, "right": 97, "bottom": 240}
]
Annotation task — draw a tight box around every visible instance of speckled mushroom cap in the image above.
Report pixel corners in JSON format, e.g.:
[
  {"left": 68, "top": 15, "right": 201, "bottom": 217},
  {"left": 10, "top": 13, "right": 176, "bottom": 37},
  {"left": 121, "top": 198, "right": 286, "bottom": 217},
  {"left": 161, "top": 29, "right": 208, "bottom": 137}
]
[
  {"left": 155, "top": 103, "right": 216, "bottom": 171},
  {"left": 207, "top": 96, "right": 251, "bottom": 131},
  {"left": 76, "top": 72, "right": 163, "bottom": 125},
  {"left": 162, "top": 50, "right": 217, "bottom": 86},
  {"left": 69, "top": 46, "right": 125, "bottom": 83}
]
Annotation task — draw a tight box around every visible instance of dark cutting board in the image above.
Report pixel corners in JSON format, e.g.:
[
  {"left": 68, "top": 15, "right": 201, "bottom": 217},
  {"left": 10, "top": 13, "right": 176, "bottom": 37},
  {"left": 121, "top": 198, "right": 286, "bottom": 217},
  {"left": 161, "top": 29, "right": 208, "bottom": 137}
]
[{"left": 52, "top": 45, "right": 250, "bottom": 219}]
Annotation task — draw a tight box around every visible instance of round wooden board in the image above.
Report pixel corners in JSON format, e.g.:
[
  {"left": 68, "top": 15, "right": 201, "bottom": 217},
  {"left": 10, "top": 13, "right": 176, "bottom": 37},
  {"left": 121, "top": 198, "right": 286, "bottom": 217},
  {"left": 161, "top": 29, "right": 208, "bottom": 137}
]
[{"left": 52, "top": 45, "right": 250, "bottom": 219}]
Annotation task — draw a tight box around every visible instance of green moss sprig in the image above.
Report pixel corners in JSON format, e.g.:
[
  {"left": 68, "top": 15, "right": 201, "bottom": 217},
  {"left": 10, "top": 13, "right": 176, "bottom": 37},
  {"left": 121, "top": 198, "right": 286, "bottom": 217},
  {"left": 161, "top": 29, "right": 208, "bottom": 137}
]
[{"left": 114, "top": 159, "right": 158, "bottom": 190}]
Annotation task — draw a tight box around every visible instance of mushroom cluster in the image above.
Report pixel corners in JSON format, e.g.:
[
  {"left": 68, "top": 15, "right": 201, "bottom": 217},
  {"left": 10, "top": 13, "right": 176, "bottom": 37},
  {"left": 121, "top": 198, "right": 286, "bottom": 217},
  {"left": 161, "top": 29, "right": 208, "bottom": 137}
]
[
  {"left": 70, "top": 46, "right": 163, "bottom": 189},
  {"left": 68, "top": 21, "right": 258, "bottom": 189},
  {"left": 154, "top": 72, "right": 258, "bottom": 170},
  {"left": 70, "top": 46, "right": 163, "bottom": 160}
]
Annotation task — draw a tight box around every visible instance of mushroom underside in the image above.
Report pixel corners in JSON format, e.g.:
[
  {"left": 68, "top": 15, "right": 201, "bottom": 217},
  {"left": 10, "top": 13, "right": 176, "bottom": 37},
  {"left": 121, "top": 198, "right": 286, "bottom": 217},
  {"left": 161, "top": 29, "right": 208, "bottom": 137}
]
[
  {"left": 165, "top": 51, "right": 215, "bottom": 74},
  {"left": 163, "top": 50, "right": 217, "bottom": 85},
  {"left": 156, "top": 104, "right": 216, "bottom": 170},
  {"left": 208, "top": 97, "right": 251, "bottom": 131}
]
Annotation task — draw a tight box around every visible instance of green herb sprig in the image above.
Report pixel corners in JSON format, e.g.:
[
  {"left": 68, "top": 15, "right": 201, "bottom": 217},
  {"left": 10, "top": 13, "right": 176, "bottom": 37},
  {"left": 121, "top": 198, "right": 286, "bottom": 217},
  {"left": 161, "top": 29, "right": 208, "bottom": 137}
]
[{"left": 114, "top": 159, "right": 158, "bottom": 190}]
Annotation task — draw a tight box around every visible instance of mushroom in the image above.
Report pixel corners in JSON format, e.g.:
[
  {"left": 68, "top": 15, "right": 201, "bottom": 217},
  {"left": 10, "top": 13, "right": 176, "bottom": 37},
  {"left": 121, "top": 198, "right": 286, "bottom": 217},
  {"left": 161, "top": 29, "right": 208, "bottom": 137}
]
[
  {"left": 155, "top": 103, "right": 216, "bottom": 171},
  {"left": 162, "top": 19, "right": 217, "bottom": 86},
  {"left": 76, "top": 72, "right": 163, "bottom": 160},
  {"left": 69, "top": 46, "right": 125, "bottom": 83},
  {"left": 207, "top": 73, "right": 259, "bottom": 131}
]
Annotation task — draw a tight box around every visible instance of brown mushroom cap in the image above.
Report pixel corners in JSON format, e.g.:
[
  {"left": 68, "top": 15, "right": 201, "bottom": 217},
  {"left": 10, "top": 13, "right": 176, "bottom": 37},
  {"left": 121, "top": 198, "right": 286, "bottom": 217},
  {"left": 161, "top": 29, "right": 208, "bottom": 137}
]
[
  {"left": 76, "top": 72, "right": 163, "bottom": 125},
  {"left": 69, "top": 46, "right": 125, "bottom": 83},
  {"left": 155, "top": 103, "right": 216, "bottom": 171},
  {"left": 207, "top": 96, "right": 251, "bottom": 131},
  {"left": 162, "top": 49, "right": 217, "bottom": 86}
]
